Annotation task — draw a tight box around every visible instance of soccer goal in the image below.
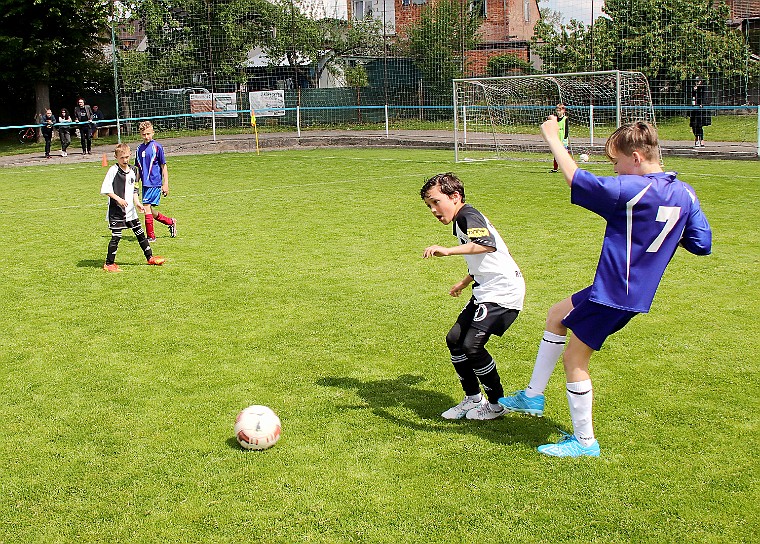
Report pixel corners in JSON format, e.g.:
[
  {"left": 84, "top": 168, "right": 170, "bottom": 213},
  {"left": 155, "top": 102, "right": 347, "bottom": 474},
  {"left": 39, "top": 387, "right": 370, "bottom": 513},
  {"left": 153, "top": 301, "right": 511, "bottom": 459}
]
[{"left": 453, "top": 70, "right": 658, "bottom": 162}]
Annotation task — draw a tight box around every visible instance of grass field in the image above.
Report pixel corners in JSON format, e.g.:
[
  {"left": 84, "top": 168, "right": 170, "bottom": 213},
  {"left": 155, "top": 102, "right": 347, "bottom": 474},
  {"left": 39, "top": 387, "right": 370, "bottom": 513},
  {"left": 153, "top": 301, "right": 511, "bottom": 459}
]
[{"left": 1, "top": 148, "right": 758, "bottom": 542}]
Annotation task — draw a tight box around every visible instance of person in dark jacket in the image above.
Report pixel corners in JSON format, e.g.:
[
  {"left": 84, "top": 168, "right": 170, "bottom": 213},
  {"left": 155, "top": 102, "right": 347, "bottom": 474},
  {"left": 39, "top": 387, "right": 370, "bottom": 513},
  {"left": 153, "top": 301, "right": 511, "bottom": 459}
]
[
  {"left": 74, "top": 98, "right": 93, "bottom": 154},
  {"left": 40, "top": 109, "right": 57, "bottom": 159},
  {"left": 689, "top": 77, "right": 711, "bottom": 148},
  {"left": 58, "top": 108, "right": 73, "bottom": 157}
]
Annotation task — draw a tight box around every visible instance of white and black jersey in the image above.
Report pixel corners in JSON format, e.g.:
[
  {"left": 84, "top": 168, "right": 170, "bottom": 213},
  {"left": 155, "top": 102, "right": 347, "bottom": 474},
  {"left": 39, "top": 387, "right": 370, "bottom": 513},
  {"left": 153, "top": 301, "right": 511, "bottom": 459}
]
[
  {"left": 453, "top": 204, "right": 525, "bottom": 310},
  {"left": 101, "top": 164, "right": 139, "bottom": 229}
]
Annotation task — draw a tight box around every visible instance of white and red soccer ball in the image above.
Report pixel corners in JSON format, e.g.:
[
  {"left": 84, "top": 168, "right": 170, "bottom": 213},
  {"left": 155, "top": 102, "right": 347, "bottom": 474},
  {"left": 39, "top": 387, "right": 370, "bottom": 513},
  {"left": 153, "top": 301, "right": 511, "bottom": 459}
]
[{"left": 234, "top": 405, "right": 281, "bottom": 450}]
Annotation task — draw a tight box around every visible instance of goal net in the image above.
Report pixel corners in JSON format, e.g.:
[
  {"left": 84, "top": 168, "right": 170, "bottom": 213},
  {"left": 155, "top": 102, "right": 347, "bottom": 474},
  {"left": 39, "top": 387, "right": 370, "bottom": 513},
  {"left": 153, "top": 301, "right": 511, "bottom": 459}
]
[{"left": 453, "top": 71, "right": 658, "bottom": 162}]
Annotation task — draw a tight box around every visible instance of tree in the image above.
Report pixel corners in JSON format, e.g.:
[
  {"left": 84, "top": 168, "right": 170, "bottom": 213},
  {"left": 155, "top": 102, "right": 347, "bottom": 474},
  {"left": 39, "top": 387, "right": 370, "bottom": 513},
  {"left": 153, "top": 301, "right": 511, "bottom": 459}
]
[
  {"left": 0, "top": 0, "right": 112, "bottom": 122},
  {"left": 531, "top": 8, "right": 593, "bottom": 74},
  {"left": 486, "top": 53, "right": 535, "bottom": 77},
  {"left": 261, "top": 0, "right": 384, "bottom": 88},
  {"left": 344, "top": 63, "right": 368, "bottom": 121},
  {"left": 402, "top": 0, "right": 483, "bottom": 93},
  {"left": 531, "top": 0, "right": 756, "bottom": 103},
  {"left": 116, "top": 0, "right": 383, "bottom": 91}
]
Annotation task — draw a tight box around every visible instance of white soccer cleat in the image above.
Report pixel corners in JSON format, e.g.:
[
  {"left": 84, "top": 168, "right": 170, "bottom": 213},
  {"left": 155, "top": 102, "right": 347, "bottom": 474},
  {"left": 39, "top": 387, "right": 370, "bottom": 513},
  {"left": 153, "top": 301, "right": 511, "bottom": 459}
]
[
  {"left": 442, "top": 396, "right": 486, "bottom": 419},
  {"left": 465, "top": 402, "right": 505, "bottom": 420}
]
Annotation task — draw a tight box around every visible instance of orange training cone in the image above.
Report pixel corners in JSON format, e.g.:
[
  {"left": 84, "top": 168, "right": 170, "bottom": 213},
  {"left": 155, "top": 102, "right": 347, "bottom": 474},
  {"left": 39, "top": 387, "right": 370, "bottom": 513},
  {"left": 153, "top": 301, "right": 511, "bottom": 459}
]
[{"left": 101, "top": 154, "right": 108, "bottom": 167}]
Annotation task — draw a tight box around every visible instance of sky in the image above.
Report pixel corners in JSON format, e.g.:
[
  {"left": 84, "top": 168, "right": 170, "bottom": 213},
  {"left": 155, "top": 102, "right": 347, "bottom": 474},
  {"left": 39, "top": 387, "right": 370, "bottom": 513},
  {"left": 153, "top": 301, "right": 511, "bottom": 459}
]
[{"left": 540, "top": 0, "right": 607, "bottom": 24}]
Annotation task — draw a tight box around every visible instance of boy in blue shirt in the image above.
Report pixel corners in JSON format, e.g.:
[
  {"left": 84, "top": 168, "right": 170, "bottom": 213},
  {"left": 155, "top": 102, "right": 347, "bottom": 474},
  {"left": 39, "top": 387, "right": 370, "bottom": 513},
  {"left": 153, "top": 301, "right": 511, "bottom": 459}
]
[
  {"left": 136, "top": 121, "right": 177, "bottom": 242},
  {"left": 499, "top": 119, "right": 712, "bottom": 457}
]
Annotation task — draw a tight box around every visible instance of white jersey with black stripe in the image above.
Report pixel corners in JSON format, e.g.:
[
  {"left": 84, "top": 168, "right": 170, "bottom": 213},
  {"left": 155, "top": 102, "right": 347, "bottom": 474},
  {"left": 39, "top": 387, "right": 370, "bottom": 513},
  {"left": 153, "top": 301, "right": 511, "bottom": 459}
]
[
  {"left": 453, "top": 204, "right": 525, "bottom": 310},
  {"left": 101, "top": 164, "right": 138, "bottom": 228}
]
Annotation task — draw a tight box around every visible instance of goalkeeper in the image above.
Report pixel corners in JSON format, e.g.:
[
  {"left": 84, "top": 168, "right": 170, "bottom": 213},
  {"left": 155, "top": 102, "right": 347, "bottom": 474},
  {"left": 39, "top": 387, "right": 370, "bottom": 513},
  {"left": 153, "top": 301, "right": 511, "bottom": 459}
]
[{"left": 551, "top": 103, "right": 569, "bottom": 172}]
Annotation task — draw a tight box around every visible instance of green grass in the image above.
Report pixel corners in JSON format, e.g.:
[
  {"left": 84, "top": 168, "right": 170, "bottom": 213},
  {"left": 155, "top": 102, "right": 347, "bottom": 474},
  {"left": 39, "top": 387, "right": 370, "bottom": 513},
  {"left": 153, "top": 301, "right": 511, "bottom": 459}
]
[
  {"left": 1, "top": 113, "right": 756, "bottom": 157},
  {"left": 1, "top": 149, "right": 758, "bottom": 542}
]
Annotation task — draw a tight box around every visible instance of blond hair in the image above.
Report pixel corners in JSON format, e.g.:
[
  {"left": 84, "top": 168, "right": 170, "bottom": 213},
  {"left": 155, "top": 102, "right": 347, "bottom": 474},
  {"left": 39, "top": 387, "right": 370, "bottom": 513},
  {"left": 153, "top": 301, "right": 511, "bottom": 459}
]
[
  {"left": 138, "top": 121, "right": 153, "bottom": 132},
  {"left": 605, "top": 121, "right": 659, "bottom": 162},
  {"left": 114, "top": 143, "right": 130, "bottom": 157}
]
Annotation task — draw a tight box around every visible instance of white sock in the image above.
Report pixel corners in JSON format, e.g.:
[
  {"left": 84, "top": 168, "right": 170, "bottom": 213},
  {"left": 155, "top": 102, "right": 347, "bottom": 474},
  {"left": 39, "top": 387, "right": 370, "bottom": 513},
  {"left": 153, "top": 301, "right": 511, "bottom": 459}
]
[
  {"left": 566, "top": 380, "right": 595, "bottom": 445},
  {"left": 467, "top": 393, "right": 482, "bottom": 402},
  {"left": 525, "top": 331, "right": 566, "bottom": 397}
]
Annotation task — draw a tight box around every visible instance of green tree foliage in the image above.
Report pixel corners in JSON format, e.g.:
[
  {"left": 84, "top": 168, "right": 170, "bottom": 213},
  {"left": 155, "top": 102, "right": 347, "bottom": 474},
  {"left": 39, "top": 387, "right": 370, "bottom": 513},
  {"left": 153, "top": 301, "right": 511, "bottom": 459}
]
[
  {"left": 263, "top": 0, "right": 383, "bottom": 88},
  {"left": 486, "top": 53, "right": 536, "bottom": 76},
  {"left": 532, "top": 11, "right": 592, "bottom": 74},
  {"left": 119, "top": 0, "right": 274, "bottom": 90},
  {"left": 117, "top": 0, "right": 383, "bottom": 91},
  {"left": 595, "top": 0, "right": 751, "bottom": 80},
  {"left": 0, "top": 0, "right": 112, "bottom": 120},
  {"left": 402, "top": 0, "right": 482, "bottom": 92},
  {"left": 532, "top": 0, "right": 756, "bottom": 100}
]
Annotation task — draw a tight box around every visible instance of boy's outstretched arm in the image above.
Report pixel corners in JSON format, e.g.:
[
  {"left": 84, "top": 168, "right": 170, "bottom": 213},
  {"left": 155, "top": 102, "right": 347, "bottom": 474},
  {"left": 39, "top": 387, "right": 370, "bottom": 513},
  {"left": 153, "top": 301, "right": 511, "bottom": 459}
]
[
  {"left": 541, "top": 115, "right": 577, "bottom": 186},
  {"left": 422, "top": 242, "right": 495, "bottom": 258}
]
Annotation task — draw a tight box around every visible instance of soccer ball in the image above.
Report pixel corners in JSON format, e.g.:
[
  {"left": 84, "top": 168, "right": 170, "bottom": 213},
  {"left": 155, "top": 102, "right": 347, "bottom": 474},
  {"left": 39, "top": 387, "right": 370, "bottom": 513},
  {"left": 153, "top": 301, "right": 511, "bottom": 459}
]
[
  {"left": 234, "top": 405, "right": 281, "bottom": 450},
  {"left": 579, "top": 153, "right": 590, "bottom": 163}
]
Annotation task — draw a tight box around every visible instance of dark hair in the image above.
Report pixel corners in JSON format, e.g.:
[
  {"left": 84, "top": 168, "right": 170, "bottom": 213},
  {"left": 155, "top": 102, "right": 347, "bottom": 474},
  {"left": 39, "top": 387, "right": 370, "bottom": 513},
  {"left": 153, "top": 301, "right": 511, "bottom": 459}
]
[
  {"left": 420, "top": 172, "right": 465, "bottom": 202},
  {"left": 605, "top": 121, "right": 659, "bottom": 162}
]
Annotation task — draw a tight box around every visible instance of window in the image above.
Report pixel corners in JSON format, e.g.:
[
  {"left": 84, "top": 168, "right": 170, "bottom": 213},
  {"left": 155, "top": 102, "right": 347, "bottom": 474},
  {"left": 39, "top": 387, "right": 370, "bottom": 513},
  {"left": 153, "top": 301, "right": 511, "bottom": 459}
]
[
  {"left": 470, "top": 0, "right": 486, "bottom": 18},
  {"left": 353, "top": 0, "right": 368, "bottom": 20}
]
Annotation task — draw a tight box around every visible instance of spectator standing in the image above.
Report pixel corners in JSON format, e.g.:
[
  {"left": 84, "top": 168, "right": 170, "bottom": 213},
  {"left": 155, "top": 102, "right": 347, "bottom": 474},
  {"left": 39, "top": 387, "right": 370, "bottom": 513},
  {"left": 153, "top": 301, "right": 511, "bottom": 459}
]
[
  {"left": 689, "top": 77, "right": 711, "bottom": 148},
  {"left": 74, "top": 98, "right": 93, "bottom": 155},
  {"left": 40, "top": 108, "right": 57, "bottom": 159},
  {"left": 58, "top": 108, "right": 73, "bottom": 157},
  {"left": 91, "top": 105, "right": 104, "bottom": 137}
]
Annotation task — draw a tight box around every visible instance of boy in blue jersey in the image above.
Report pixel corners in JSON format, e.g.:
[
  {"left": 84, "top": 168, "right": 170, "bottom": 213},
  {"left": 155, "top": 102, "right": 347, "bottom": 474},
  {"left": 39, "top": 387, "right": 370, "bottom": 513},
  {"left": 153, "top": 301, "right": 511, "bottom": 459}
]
[
  {"left": 136, "top": 121, "right": 176, "bottom": 242},
  {"left": 499, "top": 119, "right": 712, "bottom": 457}
]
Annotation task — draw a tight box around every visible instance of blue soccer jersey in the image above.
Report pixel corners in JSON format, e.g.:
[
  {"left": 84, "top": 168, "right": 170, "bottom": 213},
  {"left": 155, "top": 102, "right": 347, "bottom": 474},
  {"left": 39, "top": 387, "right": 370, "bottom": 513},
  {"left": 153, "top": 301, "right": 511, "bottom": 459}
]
[
  {"left": 571, "top": 169, "right": 712, "bottom": 313},
  {"left": 135, "top": 140, "right": 166, "bottom": 188}
]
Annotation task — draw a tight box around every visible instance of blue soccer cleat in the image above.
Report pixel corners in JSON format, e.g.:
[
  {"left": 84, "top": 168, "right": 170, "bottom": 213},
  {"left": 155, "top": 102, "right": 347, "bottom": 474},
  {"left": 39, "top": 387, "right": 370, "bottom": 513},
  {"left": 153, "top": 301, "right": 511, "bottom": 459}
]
[
  {"left": 498, "top": 390, "right": 545, "bottom": 417},
  {"left": 537, "top": 432, "right": 600, "bottom": 458}
]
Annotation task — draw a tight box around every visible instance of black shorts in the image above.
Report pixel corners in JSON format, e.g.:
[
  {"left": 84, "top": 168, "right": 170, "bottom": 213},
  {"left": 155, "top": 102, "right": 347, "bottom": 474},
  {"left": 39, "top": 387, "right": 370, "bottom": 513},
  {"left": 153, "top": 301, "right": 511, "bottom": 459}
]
[{"left": 456, "top": 298, "right": 519, "bottom": 337}]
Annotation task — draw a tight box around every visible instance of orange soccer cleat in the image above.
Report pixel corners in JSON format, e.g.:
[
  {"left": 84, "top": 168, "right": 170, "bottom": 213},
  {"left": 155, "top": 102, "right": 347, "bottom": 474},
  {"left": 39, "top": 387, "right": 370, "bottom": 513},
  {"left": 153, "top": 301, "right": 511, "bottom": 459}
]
[
  {"left": 147, "top": 256, "right": 166, "bottom": 266},
  {"left": 103, "top": 263, "right": 122, "bottom": 273}
]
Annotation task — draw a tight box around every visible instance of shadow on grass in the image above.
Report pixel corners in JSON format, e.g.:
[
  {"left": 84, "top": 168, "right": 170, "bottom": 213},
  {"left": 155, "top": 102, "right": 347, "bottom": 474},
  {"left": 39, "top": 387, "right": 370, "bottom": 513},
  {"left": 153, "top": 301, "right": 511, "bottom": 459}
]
[
  {"left": 317, "top": 374, "right": 557, "bottom": 447},
  {"left": 77, "top": 259, "right": 105, "bottom": 268}
]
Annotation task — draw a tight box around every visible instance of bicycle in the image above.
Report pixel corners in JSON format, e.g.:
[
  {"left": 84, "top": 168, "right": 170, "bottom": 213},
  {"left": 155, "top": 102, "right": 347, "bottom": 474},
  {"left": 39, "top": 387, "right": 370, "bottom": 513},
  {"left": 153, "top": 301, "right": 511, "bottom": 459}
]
[{"left": 18, "top": 126, "right": 37, "bottom": 144}]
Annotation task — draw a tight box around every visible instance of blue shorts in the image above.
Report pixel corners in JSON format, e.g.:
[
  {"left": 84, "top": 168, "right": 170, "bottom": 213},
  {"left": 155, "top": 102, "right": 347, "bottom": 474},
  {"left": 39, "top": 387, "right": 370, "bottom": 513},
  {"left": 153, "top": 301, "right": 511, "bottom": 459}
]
[
  {"left": 142, "top": 186, "right": 162, "bottom": 206},
  {"left": 561, "top": 286, "right": 638, "bottom": 351}
]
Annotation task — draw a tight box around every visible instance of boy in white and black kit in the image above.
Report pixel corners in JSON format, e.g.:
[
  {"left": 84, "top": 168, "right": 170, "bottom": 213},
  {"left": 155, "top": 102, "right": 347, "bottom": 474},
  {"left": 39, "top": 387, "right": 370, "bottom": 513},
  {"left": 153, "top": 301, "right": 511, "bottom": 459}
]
[
  {"left": 421, "top": 173, "right": 525, "bottom": 420},
  {"left": 101, "top": 143, "right": 166, "bottom": 272}
]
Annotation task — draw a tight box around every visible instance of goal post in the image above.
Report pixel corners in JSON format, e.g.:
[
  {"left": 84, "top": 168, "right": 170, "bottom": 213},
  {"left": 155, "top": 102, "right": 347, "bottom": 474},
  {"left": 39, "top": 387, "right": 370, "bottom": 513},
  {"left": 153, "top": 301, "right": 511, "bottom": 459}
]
[{"left": 452, "top": 70, "right": 658, "bottom": 162}]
